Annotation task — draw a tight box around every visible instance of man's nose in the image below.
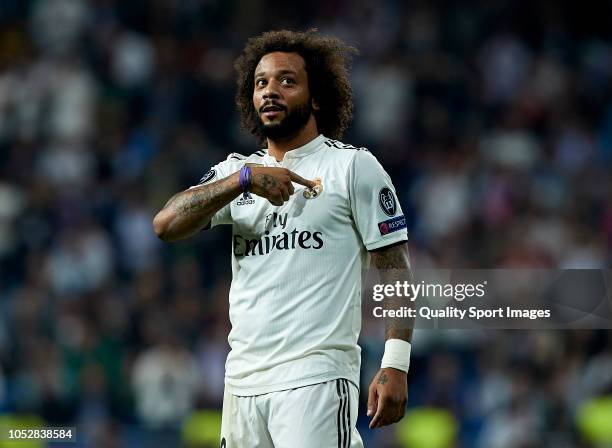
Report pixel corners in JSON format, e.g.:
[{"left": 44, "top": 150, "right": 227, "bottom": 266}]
[{"left": 262, "top": 82, "right": 280, "bottom": 100}]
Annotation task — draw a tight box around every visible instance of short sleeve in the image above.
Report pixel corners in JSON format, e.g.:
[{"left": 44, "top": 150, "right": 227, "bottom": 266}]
[
  {"left": 188, "top": 159, "right": 234, "bottom": 228},
  {"left": 348, "top": 150, "right": 408, "bottom": 250}
]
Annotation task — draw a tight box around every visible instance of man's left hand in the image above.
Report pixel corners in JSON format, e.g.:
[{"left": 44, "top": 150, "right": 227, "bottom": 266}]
[{"left": 367, "top": 367, "right": 408, "bottom": 429}]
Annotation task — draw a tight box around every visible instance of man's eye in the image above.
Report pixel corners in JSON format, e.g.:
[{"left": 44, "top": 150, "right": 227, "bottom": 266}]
[
  {"left": 281, "top": 78, "right": 295, "bottom": 85},
  {"left": 255, "top": 79, "right": 266, "bottom": 87}
]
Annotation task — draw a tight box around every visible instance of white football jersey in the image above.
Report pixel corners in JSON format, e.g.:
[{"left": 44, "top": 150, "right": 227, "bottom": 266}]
[{"left": 194, "top": 134, "right": 408, "bottom": 395}]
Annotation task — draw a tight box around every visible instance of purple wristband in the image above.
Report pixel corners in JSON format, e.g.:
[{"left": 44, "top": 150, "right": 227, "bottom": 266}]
[{"left": 239, "top": 166, "right": 252, "bottom": 193}]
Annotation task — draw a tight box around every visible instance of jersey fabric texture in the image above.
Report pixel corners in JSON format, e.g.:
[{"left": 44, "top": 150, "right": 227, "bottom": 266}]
[
  {"left": 220, "top": 379, "right": 363, "bottom": 448},
  {"left": 193, "top": 134, "right": 408, "bottom": 396}
]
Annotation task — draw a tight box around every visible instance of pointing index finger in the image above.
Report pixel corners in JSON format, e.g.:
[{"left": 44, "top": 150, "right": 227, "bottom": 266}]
[{"left": 288, "top": 171, "right": 316, "bottom": 189}]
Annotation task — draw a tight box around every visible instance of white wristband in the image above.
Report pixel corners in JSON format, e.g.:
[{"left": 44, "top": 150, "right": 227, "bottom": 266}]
[{"left": 381, "top": 339, "right": 411, "bottom": 373}]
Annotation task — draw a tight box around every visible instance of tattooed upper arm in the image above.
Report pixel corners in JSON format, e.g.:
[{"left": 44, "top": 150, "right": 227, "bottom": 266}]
[
  {"left": 370, "top": 242, "right": 410, "bottom": 270},
  {"left": 369, "top": 241, "right": 414, "bottom": 342}
]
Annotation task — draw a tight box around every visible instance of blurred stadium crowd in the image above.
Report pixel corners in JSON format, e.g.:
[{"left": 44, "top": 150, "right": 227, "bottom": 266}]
[{"left": 0, "top": 0, "right": 612, "bottom": 447}]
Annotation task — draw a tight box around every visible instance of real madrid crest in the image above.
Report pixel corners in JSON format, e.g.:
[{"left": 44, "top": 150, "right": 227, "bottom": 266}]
[{"left": 304, "top": 178, "right": 323, "bottom": 199}]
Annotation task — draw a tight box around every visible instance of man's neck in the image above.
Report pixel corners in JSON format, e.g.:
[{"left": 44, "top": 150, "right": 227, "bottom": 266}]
[{"left": 267, "top": 116, "right": 319, "bottom": 161}]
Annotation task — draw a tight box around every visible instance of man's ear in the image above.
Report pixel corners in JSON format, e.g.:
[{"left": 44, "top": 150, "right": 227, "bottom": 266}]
[{"left": 312, "top": 98, "right": 320, "bottom": 111}]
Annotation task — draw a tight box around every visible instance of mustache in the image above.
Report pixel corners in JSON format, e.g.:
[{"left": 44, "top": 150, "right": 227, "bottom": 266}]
[{"left": 259, "top": 101, "right": 287, "bottom": 113}]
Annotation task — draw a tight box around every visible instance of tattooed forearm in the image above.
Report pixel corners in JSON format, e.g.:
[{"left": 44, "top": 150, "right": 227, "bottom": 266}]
[
  {"left": 153, "top": 172, "right": 241, "bottom": 242},
  {"left": 370, "top": 242, "right": 414, "bottom": 342},
  {"left": 169, "top": 179, "right": 231, "bottom": 215}
]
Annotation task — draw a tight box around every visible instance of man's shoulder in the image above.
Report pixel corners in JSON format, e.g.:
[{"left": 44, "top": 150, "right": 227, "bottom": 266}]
[
  {"left": 318, "top": 137, "right": 374, "bottom": 167},
  {"left": 318, "top": 137, "right": 383, "bottom": 172},
  {"left": 321, "top": 137, "right": 370, "bottom": 153},
  {"left": 221, "top": 149, "right": 267, "bottom": 166}
]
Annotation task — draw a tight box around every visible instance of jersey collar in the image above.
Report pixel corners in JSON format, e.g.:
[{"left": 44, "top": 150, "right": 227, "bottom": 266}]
[{"left": 265, "top": 134, "right": 326, "bottom": 161}]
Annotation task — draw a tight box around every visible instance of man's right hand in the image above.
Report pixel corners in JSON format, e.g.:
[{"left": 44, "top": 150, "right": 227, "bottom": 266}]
[
  {"left": 250, "top": 167, "right": 316, "bottom": 206},
  {"left": 153, "top": 166, "right": 315, "bottom": 242}
]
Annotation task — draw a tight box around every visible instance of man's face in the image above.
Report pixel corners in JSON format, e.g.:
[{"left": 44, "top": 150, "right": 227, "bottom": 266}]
[{"left": 253, "top": 51, "right": 317, "bottom": 139}]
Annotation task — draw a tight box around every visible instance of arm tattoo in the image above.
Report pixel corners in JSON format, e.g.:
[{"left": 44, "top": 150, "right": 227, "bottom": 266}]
[
  {"left": 370, "top": 243, "right": 414, "bottom": 342},
  {"left": 377, "top": 371, "right": 389, "bottom": 385},
  {"left": 169, "top": 179, "right": 229, "bottom": 216},
  {"left": 159, "top": 174, "right": 240, "bottom": 238},
  {"left": 254, "top": 173, "right": 278, "bottom": 191}
]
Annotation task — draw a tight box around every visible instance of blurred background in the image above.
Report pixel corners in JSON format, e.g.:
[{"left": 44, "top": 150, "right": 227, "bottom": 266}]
[{"left": 0, "top": 0, "right": 612, "bottom": 447}]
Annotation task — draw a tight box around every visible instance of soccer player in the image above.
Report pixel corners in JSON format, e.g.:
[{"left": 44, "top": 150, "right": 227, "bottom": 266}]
[{"left": 153, "top": 29, "right": 414, "bottom": 447}]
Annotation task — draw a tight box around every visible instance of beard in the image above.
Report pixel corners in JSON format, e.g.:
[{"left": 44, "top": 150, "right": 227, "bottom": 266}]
[{"left": 257, "top": 100, "right": 312, "bottom": 140}]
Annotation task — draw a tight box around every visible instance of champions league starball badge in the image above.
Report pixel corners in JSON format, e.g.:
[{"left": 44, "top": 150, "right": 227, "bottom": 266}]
[{"left": 303, "top": 178, "right": 323, "bottom": 199}]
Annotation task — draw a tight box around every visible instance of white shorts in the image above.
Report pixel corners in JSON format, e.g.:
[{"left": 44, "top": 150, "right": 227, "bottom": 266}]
[{"left": 220, "top": 379, "right": 364, "bottom": 448}]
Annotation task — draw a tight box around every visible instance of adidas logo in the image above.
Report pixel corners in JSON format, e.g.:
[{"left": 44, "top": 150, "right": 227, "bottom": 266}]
[{"left": 237, "top": 191, "right": 255, "bottom": 206}]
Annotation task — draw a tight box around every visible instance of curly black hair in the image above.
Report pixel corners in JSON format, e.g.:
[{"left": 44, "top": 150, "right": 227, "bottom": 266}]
[{"left": 234, "top": 29, "right": 358, "bottom": 146}]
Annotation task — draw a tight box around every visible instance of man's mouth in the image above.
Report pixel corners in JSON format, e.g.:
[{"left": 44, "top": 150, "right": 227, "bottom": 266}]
[{"left": 260, "top": 104, "right": 286, "bottom": 118}]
